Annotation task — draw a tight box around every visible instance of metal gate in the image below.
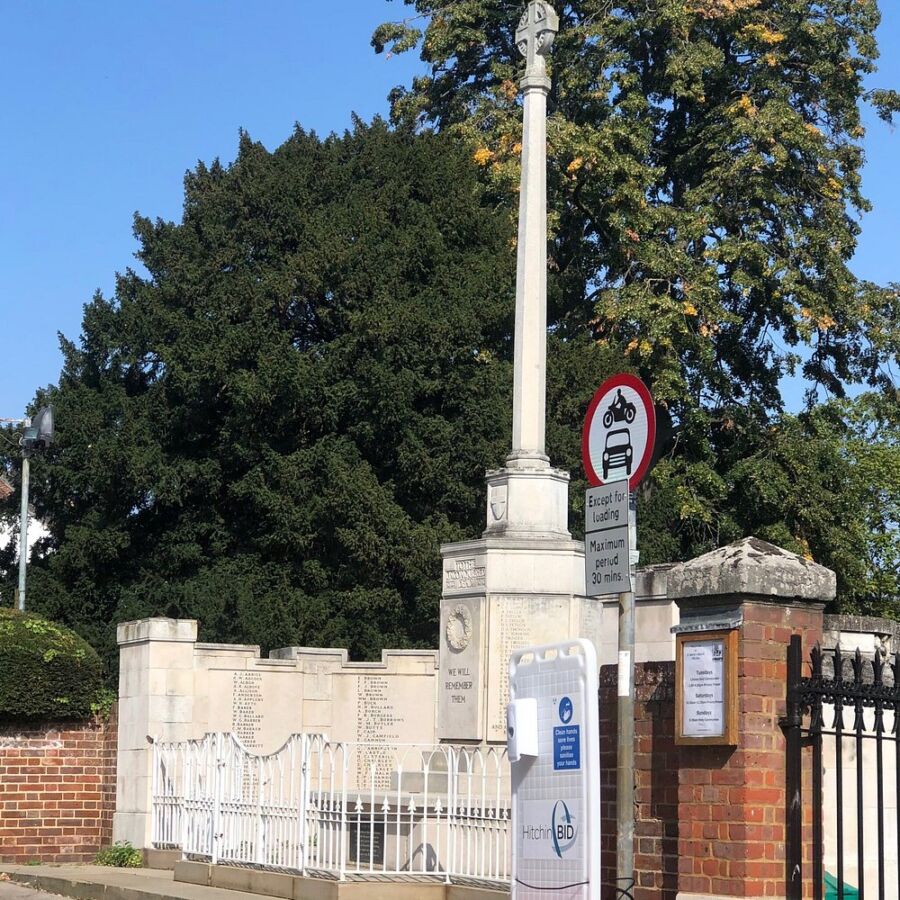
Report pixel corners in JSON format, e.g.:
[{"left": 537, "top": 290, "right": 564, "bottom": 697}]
[{"left": 785, "top": 634, "right": 900, "bottom": 900}]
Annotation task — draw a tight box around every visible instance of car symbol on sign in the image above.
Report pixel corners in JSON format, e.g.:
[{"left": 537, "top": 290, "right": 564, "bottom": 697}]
[{"left": 602, "top": 428, "right": 633, "bottom": 480}]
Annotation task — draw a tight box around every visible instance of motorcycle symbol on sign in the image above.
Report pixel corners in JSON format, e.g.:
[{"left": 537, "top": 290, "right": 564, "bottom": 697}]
[{"left": 602, "top": 389, "right": 636, "bottom": 428}]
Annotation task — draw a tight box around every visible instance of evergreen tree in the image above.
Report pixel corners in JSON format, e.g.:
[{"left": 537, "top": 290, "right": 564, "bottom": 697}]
[{"left": 0, "top": 122, "right": 523, "bottom": 667}]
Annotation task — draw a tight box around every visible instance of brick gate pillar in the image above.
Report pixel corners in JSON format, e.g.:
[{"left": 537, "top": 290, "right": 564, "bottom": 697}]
[{"left": 665, "top": 537, "right": 834, "bottom": 900}]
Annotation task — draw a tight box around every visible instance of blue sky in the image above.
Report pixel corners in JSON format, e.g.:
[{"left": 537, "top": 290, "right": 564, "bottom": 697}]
[{"left": 1, "top": 1, "right": 898, "bottom": 419}]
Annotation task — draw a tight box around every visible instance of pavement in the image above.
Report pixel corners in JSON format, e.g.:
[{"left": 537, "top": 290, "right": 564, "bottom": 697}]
[
  {"left": 0, "top": 879, "right": 62, "bottom": 900},
  {"left": 0, "top": 867, "right": 263, "bottom": 900}
]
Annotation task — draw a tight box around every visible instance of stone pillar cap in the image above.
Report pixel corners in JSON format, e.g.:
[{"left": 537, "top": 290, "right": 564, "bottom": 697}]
[
  {"left": 117, "top": 617, "right": 198, "bottom": 645},
  {"left": 667, "top": 536, "right": 836, "bottom": 603}
]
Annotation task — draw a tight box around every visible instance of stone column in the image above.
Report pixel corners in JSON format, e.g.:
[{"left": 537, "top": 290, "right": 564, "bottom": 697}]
[
  {"left": 509, "top": 1, "right": 556, "bottom": 468},
  {"left": 438, "top": 2, "right": 588, "bottom": 744},
  {"left": 665, "top": 538, "right": 835, "bottom": 900},
  {"left": 113, "top": 618, "right": 197, "bottom": 848},
  {"left": 482, "top": 0, "right": 569, "bottom": 541}
]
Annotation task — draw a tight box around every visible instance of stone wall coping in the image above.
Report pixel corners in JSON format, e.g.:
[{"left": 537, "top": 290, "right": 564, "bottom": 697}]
[
  {"left": 674, "top": 594, "right": 826, "bottom": 612},
  {"left": 268, "top": 646, "right": 346, "bottom": 660},
  {"left": 824, "top": 613, "right": 900, "bottom": 640},
  {"left": 485, "top": 464, "right": 571, "bottom": 482},
  {"left": 268, "top": 646, "right": 439, "bottom": 667},
  {"left": 667, "top": 536, "right": 836, "bottom": 603},
  {"left": 195, "top": 642, "right": 260, "bottom": 654},
  {"left": 633, "top": 563, "right": 675, "bottom": 601},
  {"left": 338, "top": 654, "right": 439, "bottom": 671},
  {"left": 440, "top": 536, "right": 584, "bottom": 554}
]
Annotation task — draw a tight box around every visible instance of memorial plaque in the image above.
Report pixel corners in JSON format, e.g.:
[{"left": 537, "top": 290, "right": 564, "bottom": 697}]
[
  {"left": 675, "top": 629, "right": 737, "bottom": 746},
  {"left": 356, "top": 676, "right": 403, "bottom": 744},
  {"left": 207, "top": 668, "right": 303, "bottom": 753},
  {"left": 325, "top": 671, "right": 437, "bottom": 788},
  {"left": 443, "top": 556, "right": 487, "bottom": 593},
  {"left": 355, "top": 676, "right": 403, "bottom": 791},
  {"left": 231, "top": 671, "right": 264, "bottom": 749},
  {"left": 348, "top": 821, "right": 386, "bottom": 865},
  {"left": 438, "top": 597, "right": 484, "bottom": 741},
  {"left": 486, "top": 594, "right": 570, "bottom": 742}
]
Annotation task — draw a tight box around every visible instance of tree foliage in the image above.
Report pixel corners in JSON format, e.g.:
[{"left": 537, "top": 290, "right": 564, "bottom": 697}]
[
  {"left": 376, "top": 0, "right": 899, "bottom": 399},
  {"left": 713, "top": 392, "right": 898, "bottom": 609},
  {"left": 0, "top": 3, "right": 897, "bottom": 663},
  {"left": 0, "top": 122, "right": 523, "bottom": 667},
  {"left": 374, "top": 0, "right": 899, "bottom": 601}
]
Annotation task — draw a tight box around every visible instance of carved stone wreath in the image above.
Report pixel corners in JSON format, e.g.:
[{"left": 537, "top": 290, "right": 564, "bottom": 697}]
[{"left": 445, "top": 603, "right": 473, "bottom": 652}]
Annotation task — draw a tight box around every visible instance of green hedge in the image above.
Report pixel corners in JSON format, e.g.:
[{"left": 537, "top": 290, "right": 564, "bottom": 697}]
[{"left": 0, "top": 609, "right": 106, "bottom": 721}]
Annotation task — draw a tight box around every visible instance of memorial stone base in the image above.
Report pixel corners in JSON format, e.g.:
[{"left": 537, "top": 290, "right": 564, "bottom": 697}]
[
  {"left": 437, "top": 463, "right": 677, "bottom": 743},
  {"left": 113, "top": 470, "right": 681, "bottom": 846}
]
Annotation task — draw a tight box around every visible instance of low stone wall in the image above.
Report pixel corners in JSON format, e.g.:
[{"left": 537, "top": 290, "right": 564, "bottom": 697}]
[
  {"left": 114, "top": 618, "right": 440, "bottom": 847},
  {"left": 0, "top": 710, "right": 117, "bottom": 863}
]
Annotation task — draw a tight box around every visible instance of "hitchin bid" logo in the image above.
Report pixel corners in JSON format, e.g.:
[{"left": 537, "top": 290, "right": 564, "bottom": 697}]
[
  {"left": 551, "top": 800, "right": 578, "bottom": 858},
  {"left": 520, "top": 797, "right": 582, "bottom": 861}
]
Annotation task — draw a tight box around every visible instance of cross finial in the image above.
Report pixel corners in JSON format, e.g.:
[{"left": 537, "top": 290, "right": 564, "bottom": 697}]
[{"left": 516, "top": 1, "right": 559, "bottom": 77}]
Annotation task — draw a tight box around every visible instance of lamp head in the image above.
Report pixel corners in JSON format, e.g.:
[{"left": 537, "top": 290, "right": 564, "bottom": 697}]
[{"left": 21, "top": 406, "right": 54, "bottom": 455}]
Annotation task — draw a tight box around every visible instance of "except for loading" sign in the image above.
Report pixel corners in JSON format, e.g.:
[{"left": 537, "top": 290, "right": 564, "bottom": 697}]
[{"left": 584, "top": 482, "right": 631, "bottom": 597}]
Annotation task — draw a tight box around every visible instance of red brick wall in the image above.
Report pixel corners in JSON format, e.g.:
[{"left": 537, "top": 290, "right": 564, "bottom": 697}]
[
  {"left": 600, "top": 661, "right": 679, "bottom": 900},
  {"left": 0, "top": 708, "right": 117, "bottom": 863},
  {"left": 599, "top": 601, "right": 823, "bottom": 900}
]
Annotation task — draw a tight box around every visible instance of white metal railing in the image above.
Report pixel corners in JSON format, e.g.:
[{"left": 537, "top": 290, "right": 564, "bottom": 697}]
[{"left": 151, "top": 732, "right": 510, "bottom": 887}]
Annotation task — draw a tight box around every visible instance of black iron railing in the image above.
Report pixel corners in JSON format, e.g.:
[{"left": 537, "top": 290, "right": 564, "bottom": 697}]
[{"left": 785, "top": 634, "right": 900, "bottom": 900}]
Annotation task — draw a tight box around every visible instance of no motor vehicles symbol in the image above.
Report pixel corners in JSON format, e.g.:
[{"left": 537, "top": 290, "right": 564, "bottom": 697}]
[{"left": 582, "top": 373, "right": 656, "bottom": 490}]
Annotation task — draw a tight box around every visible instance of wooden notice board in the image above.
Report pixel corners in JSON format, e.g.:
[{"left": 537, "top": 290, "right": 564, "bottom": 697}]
[{"left": 675, "top": 629, "right": 738, "bottom": 746}]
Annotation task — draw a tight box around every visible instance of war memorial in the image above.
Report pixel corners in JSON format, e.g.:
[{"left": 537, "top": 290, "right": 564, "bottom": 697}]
[
  {"left": 97, "top": 6, "right": 900, "bottom": 900},
  {"left": 1, "top": 4, "right": 895, "bottom": 900}
]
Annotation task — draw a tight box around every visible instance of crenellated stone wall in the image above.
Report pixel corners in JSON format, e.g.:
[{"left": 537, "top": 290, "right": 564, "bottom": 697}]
[{"left": 113, "top": 622, "right": 438, "bottom": 847}]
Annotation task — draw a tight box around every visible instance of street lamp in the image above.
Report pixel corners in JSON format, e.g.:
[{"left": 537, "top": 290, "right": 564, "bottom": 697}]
[{"left": 5, "top": 406, "right": 55, "bottom": 611}]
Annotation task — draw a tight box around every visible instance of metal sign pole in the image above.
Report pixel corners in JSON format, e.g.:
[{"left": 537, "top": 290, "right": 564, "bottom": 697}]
[
  {"left": 616, "top": 492, "right": 637, "bottom": 898},
  {"left": 581, "top": 373, "right": 654, "bottom": 900}
]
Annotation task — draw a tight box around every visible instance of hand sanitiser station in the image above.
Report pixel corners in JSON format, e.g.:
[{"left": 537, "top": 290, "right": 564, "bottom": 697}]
[{"left": 507, "top": 640, "right": 601, "bottom": 899}]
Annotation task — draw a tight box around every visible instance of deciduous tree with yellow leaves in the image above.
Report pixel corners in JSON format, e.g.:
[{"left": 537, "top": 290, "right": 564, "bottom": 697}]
[{"left": 375, "top": 0, "right": 900, "bottom": 610}]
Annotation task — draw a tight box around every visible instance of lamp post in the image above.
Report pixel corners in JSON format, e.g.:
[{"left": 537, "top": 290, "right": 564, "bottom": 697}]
[
  {"left": 2, "top": 407, "right": 54, "bottom": 611},
  {"left": 18, "top": 445, "right": 30, "bottom": 611}
]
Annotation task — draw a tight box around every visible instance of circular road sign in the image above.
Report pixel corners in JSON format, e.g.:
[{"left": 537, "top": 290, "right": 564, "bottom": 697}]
[{"left": 582, "top": 373, "right": 656, "bottom": 489}]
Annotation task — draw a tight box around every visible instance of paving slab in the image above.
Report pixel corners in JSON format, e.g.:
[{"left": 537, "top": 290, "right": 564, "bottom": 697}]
[
  {"left": 0, "top": 879, "right": 70, "bottom": 900},
  {"left": 0, "top": 866, "right": 263, "bottom": 900}
]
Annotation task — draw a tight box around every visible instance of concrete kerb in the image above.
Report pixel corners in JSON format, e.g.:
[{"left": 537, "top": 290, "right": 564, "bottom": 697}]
[
  {"left": 174, "top": 861, "right": 508, "bottom": 900},
  {"left": 1, "top": 865, "right": 508, "bottom": 900},
  {"left": 1, "top": 868, "right": 188, "bottom": 900},
  {"left": 143, "top": 852, "right": 180, "bottom": 872}
]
